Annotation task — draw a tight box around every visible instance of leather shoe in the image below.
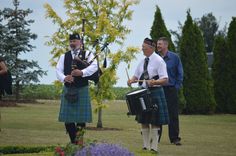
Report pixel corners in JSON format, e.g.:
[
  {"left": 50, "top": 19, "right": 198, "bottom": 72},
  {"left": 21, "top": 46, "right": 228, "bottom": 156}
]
[
  {"left": 150, "top": 149, "right": 159, "bottom": 154},
  {"left": 172, "top": 140, "right": 182, "bottom": 146}
]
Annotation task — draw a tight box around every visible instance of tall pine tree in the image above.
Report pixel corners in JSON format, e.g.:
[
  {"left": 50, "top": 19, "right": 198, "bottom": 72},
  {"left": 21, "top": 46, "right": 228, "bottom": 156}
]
[
  {"left": 1, "top": 0, "right": 47, "bottom": 100},
  {"left": 212, "top": 35, "right": 229, "bottom": 112},
  {"left": 226, "top": 17, "right": 236, "bottom": 113},
  {"left": 180, "top": 10, "right": 216, "bottom": 114},
  {"left": 150, "top": 5, "right": 175, "bottom": 51}
]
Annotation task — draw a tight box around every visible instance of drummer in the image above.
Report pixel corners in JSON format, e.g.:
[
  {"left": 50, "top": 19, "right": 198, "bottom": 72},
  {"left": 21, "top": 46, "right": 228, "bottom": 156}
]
[{"left": 127, "top": 38, "right": 169, "bottom": 153}]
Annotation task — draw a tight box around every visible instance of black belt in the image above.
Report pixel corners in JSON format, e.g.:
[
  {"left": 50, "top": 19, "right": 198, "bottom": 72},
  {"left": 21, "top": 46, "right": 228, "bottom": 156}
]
[
  {"left": 163, "top": 86, "right": 175, "bottom": 88},
  {"left": 148, "top": 87, "right": 161, "bottom": 90}
]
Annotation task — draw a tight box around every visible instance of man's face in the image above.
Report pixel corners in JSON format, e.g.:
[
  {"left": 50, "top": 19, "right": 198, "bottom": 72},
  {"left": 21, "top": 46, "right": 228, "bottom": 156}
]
[
  {"left": 142, "top": 43, "right": 153, "bottom": 56},
  {"left": 157, "top": 40, "right": 167, "bottom": 52},
  {"left": 70, "top": 39, "right": 81, "bottom": 50}
]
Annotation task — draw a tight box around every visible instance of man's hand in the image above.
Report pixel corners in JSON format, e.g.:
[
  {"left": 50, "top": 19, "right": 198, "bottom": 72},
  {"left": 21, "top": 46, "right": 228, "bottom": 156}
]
[
  {"left": 147, "top": 79, "right": 156, "bottom": 87},
  {"left": 127, "top": 78, "right": 137, "bottom": 86},
  {"left": 71, "top": 69, "right": 83, "bottom": 77},
  {"left": 127, "top": 79, "right": 133, "bottom": 86},
  {"left": 64, "top": 75, "right": 74, "bottom": 83}
]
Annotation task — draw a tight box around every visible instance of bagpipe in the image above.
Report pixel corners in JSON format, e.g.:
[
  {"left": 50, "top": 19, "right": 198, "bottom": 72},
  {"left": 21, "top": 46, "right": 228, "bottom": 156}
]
[{"left": 72, "top": 19, "right": 109, "bottom": 84}]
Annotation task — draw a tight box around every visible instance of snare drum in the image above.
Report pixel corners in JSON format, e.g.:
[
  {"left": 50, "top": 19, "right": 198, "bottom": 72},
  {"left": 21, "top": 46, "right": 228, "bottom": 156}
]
[{"left": 126, "top": 89, "right": 153, "bottom": 115}]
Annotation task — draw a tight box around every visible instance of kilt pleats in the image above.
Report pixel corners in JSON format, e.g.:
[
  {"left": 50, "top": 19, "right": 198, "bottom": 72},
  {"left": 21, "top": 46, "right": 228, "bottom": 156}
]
[
  {"left": 59, "top": 85, "right": 92, "bottom": 123},
  {"left": 136, "top": 87, "right": 169, "bottom": 125}
]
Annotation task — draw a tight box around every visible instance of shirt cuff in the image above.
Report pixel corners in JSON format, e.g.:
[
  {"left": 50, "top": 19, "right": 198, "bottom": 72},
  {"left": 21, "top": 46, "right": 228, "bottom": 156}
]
[{"left": 81, "top": 69, "right": 87, "bottom": 77}]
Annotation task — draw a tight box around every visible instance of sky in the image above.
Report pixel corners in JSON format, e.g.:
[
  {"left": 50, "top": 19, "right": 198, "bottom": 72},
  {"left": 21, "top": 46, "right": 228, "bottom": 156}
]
[{"left": 1, "top": 0, "right": 236, "bottom": 87}]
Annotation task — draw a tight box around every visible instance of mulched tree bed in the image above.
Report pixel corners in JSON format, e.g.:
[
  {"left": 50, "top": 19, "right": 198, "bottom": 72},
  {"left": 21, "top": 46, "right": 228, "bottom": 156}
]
[
  {"left": 0, "top": 99, "right": 39, "bottom": 107},
  {"left": 86, "top": 127, "right": 122, "bottom": 131},
  {"left": 0, "top": 100, "right": 18, "bottom": 107}
]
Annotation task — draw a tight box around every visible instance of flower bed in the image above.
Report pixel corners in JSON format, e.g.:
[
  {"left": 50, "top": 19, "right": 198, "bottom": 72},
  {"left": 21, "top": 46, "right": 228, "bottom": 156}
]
[
  {"left": 75, "top": 143, "right": 134, "bottom": 156},
  {"left": 54, "top": 126, "right": 134, "bottom": 156},
  {"left": 54, "top": 143, "right": 134, "bottom": 156}
]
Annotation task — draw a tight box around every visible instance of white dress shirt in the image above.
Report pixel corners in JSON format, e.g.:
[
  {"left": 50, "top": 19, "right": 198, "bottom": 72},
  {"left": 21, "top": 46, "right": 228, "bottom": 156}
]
[
  {"left": 56, "top": 50, "right": 98, "bottom": 82},
  {"left": 134, "top": 52, "right": 168, "bottom": 88}
]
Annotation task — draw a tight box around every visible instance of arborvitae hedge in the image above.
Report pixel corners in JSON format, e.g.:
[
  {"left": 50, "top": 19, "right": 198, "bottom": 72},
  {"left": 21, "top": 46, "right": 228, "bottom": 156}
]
[
  {"left": 226, "top": 17, "right": 236, "bottom": 113},
  {"left": 180, "top": 10, "right": 216, "bottom": 114},
  {"left": 212, "top": 35, "right": 229, "bottom": 112},
  {"left": 150, "top": 5, "right": 175, "bottom": 51}
]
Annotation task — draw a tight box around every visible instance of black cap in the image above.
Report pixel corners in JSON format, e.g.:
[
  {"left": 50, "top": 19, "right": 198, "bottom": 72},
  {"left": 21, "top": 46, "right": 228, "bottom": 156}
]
[
  {"left": 143, "top": 38, "right": 156, "bottom": 47},
  {"left": 69, "top": 33, "right": 80, "bottom": 40}
]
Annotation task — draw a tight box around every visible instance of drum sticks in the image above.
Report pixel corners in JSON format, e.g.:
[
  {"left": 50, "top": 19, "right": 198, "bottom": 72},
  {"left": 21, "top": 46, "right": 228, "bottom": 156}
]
[
  {"left": 125, "top": 68, "right": 130, "bottom": 80},
  {"left": 126, "top": 68, "right": 133, "bottom": 88}
]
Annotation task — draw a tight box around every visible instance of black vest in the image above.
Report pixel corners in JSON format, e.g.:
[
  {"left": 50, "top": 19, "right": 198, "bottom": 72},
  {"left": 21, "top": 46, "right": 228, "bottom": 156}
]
[{"left": 64, "top": 51, "right": 88, "bottom": 88}]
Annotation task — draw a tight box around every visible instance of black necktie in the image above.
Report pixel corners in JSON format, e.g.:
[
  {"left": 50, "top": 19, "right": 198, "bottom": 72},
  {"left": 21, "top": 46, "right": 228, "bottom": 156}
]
[
  {"left": 139, "top": 57, "right": 149, "bottom": 85},
  {"left": 143, "top": 57, "right": 149, "bottom": 80},
  {"left": 72, "top": 51, "right": 78, "bottom": 69},
  {"left": 73, "top": 50, "right": 78, "bottom": 58}
]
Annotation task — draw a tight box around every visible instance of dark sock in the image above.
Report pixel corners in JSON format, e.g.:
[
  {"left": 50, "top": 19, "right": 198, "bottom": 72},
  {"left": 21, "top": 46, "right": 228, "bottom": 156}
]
[
  {"left": 158, "top": 125, "right": 162, "bottom": 143},
  {"left": 65, "top": 123, "right": 76, "bottom": 143}
]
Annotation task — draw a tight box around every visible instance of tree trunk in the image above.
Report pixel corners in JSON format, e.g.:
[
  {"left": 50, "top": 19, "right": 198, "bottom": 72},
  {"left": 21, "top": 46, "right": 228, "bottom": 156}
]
[
  {"left": 97, "top": 107, "right": 103, "bottom": 128},
  {"left": 96, "top": 53, "right": 103, "bottom": 128},
  {"left": 0, "top": 111, "right": 1, "bottom": 131},
  {"left": 0, "top": 110, "right": 1, "bottom": 131},
  {"left": 15, "top": 81, "right": 20, "bottom": 101}
]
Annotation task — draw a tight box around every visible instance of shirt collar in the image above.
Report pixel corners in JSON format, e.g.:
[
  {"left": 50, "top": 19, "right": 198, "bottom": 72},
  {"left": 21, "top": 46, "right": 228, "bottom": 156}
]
[
  {"left": 163, "top": 51, "right": 170, "bottom": 59},
  {"left": 71, "top": 49, "right": 80, "bottom": 55},
  {"left": 146, "top": 52, "right": 155, "bottom": 61},
  {"left": 158, "top": 51, "right": 170, "bottom": 60}
]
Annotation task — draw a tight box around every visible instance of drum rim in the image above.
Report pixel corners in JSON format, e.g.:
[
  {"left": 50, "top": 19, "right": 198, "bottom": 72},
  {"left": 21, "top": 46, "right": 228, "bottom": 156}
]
[{"left": 126, "top": 88, "right": 147, "bottom": 95}]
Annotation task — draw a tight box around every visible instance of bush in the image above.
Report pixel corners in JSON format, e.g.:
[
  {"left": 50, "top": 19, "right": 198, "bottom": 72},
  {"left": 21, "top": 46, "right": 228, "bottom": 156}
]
[
  {"left": 0, "top": 146, "right": 55, "bottom": 154},
  {"left": 112, "top": 87, "right": 136, "bottom": 100},
  {"left": 19, "top": 85, "right": 134, "bottom": 100},
  {"left": 21, "top": 84, "right": 60, "bottom": 100}
]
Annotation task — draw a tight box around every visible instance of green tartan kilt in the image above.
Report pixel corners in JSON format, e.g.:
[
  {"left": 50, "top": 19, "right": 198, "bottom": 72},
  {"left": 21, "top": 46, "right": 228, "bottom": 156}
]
[
  {"left": 58, "top": 85, "right": 92, "bottom": 123},
  {"left": 135, "top": 87, "right": 169, "bottom": 126}
]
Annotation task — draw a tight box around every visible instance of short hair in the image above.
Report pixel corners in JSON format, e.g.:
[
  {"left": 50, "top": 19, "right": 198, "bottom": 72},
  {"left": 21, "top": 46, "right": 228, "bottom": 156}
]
[
  {"left": 158, "top": 37, "right": 169, "bottom": 45},
  {"left": 143, "top": 37, "right": 156, "bottom": 48}
]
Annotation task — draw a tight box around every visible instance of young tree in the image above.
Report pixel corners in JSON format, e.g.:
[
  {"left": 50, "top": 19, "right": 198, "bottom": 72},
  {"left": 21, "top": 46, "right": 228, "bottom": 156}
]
[
  {"left": 226, "top": 17, "right": 236, "bottom": 113},
  {"left": 212, "top": 35, "right": 229, "bottom": 112},
  {"left": 197, "top": 13, "right": 219, "bottom": 52},
  {"left": 0, "top": 0, "right": 47, "bottom": 100},
  {"left": 150, "top": 5, "right": 175, "bottom": 51},
  {"left": 180, "top": 10, "right": 216, "bottom": 114},
  {"left": 44, "top": 0, "right": 139, "bottom": 127}
]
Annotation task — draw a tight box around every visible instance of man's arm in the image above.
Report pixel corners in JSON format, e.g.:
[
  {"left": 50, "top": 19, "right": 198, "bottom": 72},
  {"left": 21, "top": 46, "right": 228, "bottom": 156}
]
[
  {"left": 81, "top": 52, "right": 98, "bottom": 77},
  {"left": 56, "top": 55, "right": 66, "bottom": 82},
  {"left": 175, "top": 56, "right": 184, "bottom": 90},
  {"left": 0, "top": 62, "right": 8, "bottom": 75}
]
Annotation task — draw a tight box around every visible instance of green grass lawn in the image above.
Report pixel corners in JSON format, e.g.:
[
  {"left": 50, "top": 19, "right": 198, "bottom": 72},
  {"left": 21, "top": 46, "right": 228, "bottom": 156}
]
[{"left": 0, "top": 100, "right": 236, "bottom": 156}]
